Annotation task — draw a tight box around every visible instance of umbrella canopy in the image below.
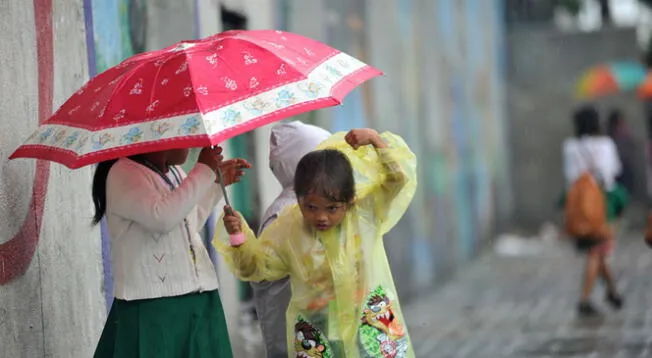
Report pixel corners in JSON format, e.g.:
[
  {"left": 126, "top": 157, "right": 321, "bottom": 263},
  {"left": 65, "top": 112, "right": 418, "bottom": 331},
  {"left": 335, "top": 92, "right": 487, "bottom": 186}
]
[
  {"left": 10, "top": 29, "right": 381, "bottom": 169},
  {"left": 575, "top": 61, "right": 647, "bottom": 99}
]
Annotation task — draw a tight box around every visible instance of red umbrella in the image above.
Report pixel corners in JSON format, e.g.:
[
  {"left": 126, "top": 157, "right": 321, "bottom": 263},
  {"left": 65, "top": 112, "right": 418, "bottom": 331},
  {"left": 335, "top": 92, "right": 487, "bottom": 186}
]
[{"left": 10, "top": 29, "right": 381, "bottom": 169}]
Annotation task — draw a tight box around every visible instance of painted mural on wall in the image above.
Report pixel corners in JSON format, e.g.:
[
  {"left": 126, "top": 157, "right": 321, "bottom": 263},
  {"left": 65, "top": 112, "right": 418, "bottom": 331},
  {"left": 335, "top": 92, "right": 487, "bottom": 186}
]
[
  {"left": 360, "top": 0, "right": 508, "bottom": 294},
  {"left": 90, "top": 0, "right": 136, "bottom": 75},
  {"left": 434, "top": 0, "right": 508, "bottom": 264},
  {"left": 0, "top": 0, "right": 54, "bottom": 286}
]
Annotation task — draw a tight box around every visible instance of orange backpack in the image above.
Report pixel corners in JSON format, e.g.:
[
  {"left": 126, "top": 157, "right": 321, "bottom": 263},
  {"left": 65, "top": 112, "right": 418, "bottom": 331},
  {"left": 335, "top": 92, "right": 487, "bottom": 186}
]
[
  {"left": 644, "top": 212, "right": 652, "bottom": 244},
  {"left": 564, "top": 172, "right": 609, "bottom": 240}
]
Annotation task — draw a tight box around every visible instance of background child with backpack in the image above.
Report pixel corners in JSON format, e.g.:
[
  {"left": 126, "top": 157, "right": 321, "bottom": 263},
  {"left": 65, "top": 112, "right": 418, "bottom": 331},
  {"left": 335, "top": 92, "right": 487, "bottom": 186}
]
[{"left": 561, "top": 105, "right": 627, "bottom": 317}]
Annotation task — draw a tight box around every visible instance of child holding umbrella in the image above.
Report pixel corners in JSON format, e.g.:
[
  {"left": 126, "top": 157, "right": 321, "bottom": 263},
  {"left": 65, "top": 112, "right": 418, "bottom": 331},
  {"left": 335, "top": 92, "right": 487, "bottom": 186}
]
[{"left": 92, "top": 146, "right": 250, "bottom": 358}]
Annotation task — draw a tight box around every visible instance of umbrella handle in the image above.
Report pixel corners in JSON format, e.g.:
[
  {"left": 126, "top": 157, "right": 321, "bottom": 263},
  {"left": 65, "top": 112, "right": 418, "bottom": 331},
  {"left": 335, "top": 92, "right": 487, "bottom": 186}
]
[{"left": 215, "top": 166, "right": 232, "bottom": 209}]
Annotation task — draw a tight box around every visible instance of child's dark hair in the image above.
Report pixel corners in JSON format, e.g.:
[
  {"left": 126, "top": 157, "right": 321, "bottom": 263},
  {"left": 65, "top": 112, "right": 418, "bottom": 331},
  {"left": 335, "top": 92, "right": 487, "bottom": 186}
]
[
  {"left": 607, "top": 108, "right": 623, "bottom": 137},
  {"left": 573, "top": 105, "right": 601, "bottom": 138},
  {"left": 91, "top": 159, "right": 118, "bottom": 225},
  {"left": 294, "top": 149, "right": 355, "bottom": 203}
]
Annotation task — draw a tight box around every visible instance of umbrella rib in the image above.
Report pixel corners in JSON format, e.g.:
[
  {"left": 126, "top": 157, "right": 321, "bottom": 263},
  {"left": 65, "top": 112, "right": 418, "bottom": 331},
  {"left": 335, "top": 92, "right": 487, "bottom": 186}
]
[
  {"left": 98, "top": 49, "right": 185, "bottom": 125},
  {"left": 145, "top": 51, "right": 202, "bottom": 121},
  {"left": 233, "top": 35, "right": 316, "bottom": 76},
  {"left": 100, "top": 60, "right": 153, "bottom": 125},
  {"left": 148, "top": 56, "right": 168, "bottom": 108},
  {"left": 182, "top": 50, "right": 205, "bottom": 117}
]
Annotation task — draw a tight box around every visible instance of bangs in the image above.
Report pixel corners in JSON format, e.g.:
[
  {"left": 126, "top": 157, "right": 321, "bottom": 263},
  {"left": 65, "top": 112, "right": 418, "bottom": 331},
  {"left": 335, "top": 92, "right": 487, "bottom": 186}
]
[
  {"left": 305, "top": 172, "right": 348, "bottom": 203},
  {"left": 294, "top": 149, "right": 356, "bottom": 204}
]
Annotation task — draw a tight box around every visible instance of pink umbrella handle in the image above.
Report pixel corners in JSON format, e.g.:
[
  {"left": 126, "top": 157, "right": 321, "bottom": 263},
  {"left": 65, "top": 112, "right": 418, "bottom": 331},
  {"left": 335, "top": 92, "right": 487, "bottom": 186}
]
[{"left": 215, "top": 167, "right": 232, "bottom": 209}]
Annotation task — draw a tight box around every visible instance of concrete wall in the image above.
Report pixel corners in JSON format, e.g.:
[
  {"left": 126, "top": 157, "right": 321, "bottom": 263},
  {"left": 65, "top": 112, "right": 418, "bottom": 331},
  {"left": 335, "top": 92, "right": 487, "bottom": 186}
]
[
  {"left": 0, "top": 1, "right": 105, "bottom": 357},
  {"left": 364, "top": 0, "right": 510, "bottom": 297},
  {"left": 507, "top": 27, "right": 648, "bottom": 231}
]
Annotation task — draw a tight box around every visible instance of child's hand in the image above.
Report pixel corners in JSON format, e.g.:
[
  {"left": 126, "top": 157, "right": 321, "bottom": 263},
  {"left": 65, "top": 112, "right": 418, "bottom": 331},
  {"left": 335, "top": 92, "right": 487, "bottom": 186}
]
[
  {"left": 198, "top": 146, "right": 224, "bottom": 173},
  {"left": 223, "top": 206, "right": 242, "bottom": 235},
  {"left": 345, "top": 128, "right": 387, "bottom": 149},
  {"left": 217, "top": 158, "right": 252, "bottom": 186}
]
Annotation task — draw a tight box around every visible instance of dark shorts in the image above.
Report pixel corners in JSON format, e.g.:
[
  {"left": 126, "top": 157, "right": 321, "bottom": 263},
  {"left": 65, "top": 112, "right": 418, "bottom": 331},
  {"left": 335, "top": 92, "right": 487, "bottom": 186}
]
[
  {"left": 574, "top": 237, "right": 601, "bottom": 253},
  {"left": 574, "top": 237, "right": 613, "bottom": 256}
]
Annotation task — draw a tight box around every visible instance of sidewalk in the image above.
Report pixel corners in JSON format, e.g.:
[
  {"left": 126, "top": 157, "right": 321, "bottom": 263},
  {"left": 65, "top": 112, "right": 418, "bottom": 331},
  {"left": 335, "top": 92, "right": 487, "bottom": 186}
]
[{"left": 404, "top": 234, "right": 652, "bottom": 357}]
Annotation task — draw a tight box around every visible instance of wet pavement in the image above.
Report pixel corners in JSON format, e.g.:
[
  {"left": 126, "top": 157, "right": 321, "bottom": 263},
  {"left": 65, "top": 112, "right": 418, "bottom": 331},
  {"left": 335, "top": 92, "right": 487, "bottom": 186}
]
[
  {"left": 235, "top": 233, "right": 652, "bottom": 357},
  {"left": 403, "top": 234, "right": 652, "bottom": 357}
]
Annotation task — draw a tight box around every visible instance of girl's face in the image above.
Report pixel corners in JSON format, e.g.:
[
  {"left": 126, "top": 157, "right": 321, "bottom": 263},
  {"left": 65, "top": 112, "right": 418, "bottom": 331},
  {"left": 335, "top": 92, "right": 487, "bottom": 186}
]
[
  {"left": 166, "top": 148, "right": 190, "bottom": 165},
  {"left": 298, "top": 193, "right": 349, "bottom": 231}
]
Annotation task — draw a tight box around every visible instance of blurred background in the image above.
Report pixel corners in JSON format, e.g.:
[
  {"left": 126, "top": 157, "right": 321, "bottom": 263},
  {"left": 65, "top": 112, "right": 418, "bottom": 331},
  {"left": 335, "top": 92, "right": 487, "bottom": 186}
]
[{"left": 2, "top": 0, "right": 652, "bottom": 356}]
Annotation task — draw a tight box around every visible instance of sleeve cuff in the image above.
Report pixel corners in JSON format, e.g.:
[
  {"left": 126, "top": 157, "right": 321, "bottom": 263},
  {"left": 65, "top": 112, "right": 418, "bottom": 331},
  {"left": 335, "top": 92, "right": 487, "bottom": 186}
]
[
  {"left": 192, "top": 162, "right": 218, "bottom": 183},
  {"left": 230, "top": 232, "right": 246, "bottom": 247}
]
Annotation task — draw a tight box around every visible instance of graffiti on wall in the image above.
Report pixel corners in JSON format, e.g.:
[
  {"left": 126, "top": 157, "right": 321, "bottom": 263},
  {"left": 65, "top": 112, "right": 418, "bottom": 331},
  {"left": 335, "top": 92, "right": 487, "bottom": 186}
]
[{"left": 0, "top": 0, "right": 53, "bottom": 285}]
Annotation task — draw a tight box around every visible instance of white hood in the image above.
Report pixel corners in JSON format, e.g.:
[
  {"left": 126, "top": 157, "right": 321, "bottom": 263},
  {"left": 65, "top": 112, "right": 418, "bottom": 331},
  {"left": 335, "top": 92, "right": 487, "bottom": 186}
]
[
  {"left": 269, "top": 121, "right": 331, "bottom": 189},
  {"left": 259, "top": 121, "right": 331, "bottom": 233}
]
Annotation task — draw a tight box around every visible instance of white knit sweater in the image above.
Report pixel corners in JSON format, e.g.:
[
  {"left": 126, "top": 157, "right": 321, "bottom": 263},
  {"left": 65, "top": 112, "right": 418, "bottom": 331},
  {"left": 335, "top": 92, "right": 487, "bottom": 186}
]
[{"left": 106, "top": 158, "right": 221, "bottom": 301}]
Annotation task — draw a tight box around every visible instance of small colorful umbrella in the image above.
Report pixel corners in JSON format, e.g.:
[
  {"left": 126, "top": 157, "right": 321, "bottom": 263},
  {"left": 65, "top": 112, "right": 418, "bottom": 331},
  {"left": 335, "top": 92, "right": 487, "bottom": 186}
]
[
  {"left": 637, "top": 73, "right": 652, "bottom": 99},
  {"left": 10, "top": 30, "right": 381, "bottom": 169},
  {"left": 575, "top": 61, "right": 647, "bottom": 99}
]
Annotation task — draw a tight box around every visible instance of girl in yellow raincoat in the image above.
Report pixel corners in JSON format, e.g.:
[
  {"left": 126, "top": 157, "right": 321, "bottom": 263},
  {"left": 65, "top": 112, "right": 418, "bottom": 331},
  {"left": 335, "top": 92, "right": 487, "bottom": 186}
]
[{"left": 214, "top": 128, "right": 417, "bottom": 358}]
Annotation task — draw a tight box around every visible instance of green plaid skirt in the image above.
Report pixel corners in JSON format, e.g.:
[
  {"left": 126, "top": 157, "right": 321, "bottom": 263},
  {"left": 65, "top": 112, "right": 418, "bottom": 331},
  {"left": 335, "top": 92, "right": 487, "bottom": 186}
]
[{"left": 94, "top": 290, "right": 232, "bottom": 358}]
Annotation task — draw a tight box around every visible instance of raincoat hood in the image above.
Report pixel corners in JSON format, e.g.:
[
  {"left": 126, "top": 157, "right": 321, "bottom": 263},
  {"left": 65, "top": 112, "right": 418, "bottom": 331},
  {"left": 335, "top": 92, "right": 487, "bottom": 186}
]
[
  {"left": 260, "top": 121, "right": 331, "bottom": 233},
  {"left": 269, "top": 121, "right": 331, "bottom": 188}
]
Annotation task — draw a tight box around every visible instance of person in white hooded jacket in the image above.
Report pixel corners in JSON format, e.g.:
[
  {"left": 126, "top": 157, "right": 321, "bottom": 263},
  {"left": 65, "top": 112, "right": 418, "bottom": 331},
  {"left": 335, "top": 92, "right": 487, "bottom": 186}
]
[{"left": 253, "top": 121, "right": 331, "bottom": 358}]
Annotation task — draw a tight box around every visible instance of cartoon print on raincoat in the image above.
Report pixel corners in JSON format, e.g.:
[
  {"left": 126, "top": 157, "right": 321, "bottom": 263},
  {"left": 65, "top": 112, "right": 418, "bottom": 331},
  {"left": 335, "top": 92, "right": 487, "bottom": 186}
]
[
  {"left": 294, "top": 316, "right": 332, "bottom": 358},
  {"left": 213, "top": 131, "right": 418, "bottom": 357},
  {"left": 359, "top": 286, "right": 408, "bottom": 358}
]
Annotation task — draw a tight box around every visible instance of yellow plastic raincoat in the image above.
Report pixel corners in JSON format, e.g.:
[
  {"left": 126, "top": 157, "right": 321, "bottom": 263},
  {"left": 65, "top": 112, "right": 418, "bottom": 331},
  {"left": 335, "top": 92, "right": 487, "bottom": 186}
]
[{"left": 213, "top": 132, "right": 417, "bottom": 358}]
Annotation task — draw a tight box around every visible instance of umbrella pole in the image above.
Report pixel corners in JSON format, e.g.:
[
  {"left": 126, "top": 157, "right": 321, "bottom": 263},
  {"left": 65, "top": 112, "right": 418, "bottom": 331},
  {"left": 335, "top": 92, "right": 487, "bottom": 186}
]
[{"left": 216, "top": 167, "right": 232, "bottom": 208}]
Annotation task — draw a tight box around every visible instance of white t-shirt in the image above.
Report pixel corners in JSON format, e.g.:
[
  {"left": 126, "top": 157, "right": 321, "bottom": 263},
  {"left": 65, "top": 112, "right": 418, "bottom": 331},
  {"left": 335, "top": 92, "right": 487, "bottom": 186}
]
[{"left": 562, "top": 136, "right": 622, "bottom": 191}]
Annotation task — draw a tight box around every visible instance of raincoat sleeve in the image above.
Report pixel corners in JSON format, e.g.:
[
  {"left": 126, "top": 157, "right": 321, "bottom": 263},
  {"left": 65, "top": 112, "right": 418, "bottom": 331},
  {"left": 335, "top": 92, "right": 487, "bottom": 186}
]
[
  {"left": 317, "top": 131, "right": 417, "bottom": 234},
  {"left": 212, "top": 212, "right": 290, "bottom": 282}
]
